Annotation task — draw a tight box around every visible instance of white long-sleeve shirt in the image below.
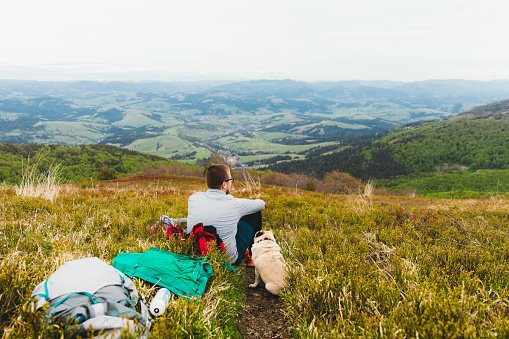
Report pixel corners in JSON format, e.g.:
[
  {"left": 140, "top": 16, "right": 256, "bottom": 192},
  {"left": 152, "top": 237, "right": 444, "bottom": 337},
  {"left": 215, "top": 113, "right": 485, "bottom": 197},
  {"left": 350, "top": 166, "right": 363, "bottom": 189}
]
[{"left": 187, "top": 189, "right": 265, "bottom": 263}]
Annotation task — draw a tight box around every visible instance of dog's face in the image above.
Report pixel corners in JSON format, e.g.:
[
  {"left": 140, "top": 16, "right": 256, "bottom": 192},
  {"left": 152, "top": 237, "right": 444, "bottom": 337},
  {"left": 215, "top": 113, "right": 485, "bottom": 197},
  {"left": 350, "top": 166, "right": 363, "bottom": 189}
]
[{"left": 253, "top": 230, "right": 276, "bottom": 244}]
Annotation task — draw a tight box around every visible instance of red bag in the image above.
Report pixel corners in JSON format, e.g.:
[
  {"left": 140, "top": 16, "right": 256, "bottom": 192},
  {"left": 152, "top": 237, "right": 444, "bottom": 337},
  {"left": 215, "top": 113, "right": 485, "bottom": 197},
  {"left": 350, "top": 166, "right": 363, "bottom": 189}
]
[
  {"left": 165, "top": 222, "right": 184, "bottom": 240},
  {"left": 191, "top": 223, "right": 225, "bottom": 255}
]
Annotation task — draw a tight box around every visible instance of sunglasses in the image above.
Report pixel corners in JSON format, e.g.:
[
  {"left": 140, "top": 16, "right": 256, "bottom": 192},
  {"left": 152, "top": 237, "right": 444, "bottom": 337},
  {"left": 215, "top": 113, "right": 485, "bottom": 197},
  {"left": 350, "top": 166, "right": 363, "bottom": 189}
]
[{"left": 224, "top": 177, "right": 235, "bottom": 183}]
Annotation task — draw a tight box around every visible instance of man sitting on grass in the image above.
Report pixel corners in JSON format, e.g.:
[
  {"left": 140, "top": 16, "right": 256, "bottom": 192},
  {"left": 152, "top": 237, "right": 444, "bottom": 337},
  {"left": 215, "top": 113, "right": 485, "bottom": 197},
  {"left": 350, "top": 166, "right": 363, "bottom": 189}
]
[{"left": 187, "top": 164, "right": 265, "bottom": 266}]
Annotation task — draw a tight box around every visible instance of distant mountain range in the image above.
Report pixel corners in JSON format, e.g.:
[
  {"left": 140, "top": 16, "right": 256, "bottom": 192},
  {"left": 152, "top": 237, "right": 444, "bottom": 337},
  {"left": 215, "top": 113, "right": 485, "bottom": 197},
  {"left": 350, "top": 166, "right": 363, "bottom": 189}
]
[
  {"left": 3, "top": 78, "right": 509, "bottom": 102},
  {"left": 205, "top": 79, "right": 509, "bottom": 103},
  {"left": 1, "top": 79, "right": 509, "bottom": 164}
]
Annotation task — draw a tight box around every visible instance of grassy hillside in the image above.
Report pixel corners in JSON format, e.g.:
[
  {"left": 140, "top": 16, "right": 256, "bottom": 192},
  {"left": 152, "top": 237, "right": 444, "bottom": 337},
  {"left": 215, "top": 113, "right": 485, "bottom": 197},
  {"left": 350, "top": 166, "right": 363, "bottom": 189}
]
[
  {"left": 268, "top": 100, "right": 509, "bottom": 196},
  {"left": 2, "top": 175, "right": 509, "bottom": 337},
  {"left": 0, "top": 143, "right": 180, "bottom": 185},
  {"left": 377, "top": 169, "right": 509, "bottom": 199},
  {"left": 375, "top": 101, "right": 509, "bottom": 174}
]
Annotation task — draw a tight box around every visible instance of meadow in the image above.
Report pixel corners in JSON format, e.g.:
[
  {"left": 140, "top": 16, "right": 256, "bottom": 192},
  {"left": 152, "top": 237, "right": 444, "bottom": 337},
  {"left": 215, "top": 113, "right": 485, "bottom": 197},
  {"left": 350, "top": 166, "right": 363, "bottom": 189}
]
[{"left": 1, "top": 173, "right": 509, "bottom": 338}]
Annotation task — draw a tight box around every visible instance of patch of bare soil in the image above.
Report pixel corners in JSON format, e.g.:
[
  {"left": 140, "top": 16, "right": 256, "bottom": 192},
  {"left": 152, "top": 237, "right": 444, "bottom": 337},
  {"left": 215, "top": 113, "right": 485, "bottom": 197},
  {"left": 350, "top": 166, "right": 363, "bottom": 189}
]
[{"left": 238, "top": 267, "right": 290, "bottom": 338}]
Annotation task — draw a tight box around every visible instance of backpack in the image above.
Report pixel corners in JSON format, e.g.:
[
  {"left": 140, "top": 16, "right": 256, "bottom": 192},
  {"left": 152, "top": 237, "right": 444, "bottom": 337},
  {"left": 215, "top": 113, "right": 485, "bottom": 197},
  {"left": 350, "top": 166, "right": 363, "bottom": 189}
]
[
  {"left": 191, "top": 223, "right": 225, "bottom": 255},
  {"left": 159, "top": 215, "right": 185, "bottom": 240},
  {"left": 31, "top": 257, "right": 150, "bottom": 338},
  {"left": 165, "top": 222, "right": 185, "bottom": 240}
]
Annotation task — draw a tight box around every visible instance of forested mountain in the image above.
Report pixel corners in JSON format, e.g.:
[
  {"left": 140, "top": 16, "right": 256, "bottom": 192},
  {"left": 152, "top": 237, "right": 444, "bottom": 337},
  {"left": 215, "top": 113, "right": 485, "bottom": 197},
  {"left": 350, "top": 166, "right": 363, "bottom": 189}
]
[
  {"left": 0, "top": 143, "right": 172, "bottom": 184},
  {"left": 454, "top": 99, "right": 509, "bottom": 118},
  {"left": 267, "top": 100, "right": 509, "bottom": 181}
]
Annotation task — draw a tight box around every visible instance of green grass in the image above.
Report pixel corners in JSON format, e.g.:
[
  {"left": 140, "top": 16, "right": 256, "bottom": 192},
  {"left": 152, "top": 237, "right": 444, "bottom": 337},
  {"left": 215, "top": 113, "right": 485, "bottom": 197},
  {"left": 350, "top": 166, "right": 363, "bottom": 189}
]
[
  {"left": 215, "top": 132, "right": 335, "bottom": 155},
  {"left": 329, "top": 102, "right": 456, "bottom": 123},
  {"left": 378, "top": 169, "right": 509, "bottom": 198},
  {"left": 238, "top": 154, "right": 292, "bottom": 163},
  {"left": 269, "top": 192, "right": 509, "bottom": 337},
  {"left": 0, "top": 112, "right": 24, "bottom": 120},
  {"left": 179, "top": 124, "right": 221, "bottom": 139},
  {"left": 33, "top": 121, "right": 108, "bottom": 144},
  {"left": 2, "top": 174, "right": 509, "bottom": 337},
  {"left": 123, "top": 122, "right": 336, "bottom": 162},
  {"left": 74, "top": 92, "right": 141, "bottom": 107},
  {"left": 115, "top": 109, "right": 162, "bottom": 128},
  {"left": 128, "top": 134, "right": 212, "bottom": 161},
  {"left": 292, "top": 120, "right": 369, "bottom": 133},
  {"left": 129, "top": 135, "right": 191, "bottom": 154},
  {"left": 131, "top": 99, "right": 174, "bottom": 111}
]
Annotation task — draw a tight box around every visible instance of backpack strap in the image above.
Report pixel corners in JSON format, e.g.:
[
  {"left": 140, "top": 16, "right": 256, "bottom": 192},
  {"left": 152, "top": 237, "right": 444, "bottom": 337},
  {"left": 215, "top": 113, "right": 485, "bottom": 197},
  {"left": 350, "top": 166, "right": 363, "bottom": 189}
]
[
  {"left": 33, "top": 278, "right": 50, "bottom": 301},
  {"left": 52, "top": 291, "right": 97, "bottom": 308}
]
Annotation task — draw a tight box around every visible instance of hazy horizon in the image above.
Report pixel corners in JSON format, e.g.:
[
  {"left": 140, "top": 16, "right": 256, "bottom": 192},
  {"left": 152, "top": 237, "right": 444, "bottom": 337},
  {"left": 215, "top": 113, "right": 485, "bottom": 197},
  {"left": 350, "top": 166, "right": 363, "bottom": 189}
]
[
  {"left": 2, "top": 0, "right": 508, "bottom": 83},
  {"left": 2, "top": 78, "right": 509, "bottom": 85}
]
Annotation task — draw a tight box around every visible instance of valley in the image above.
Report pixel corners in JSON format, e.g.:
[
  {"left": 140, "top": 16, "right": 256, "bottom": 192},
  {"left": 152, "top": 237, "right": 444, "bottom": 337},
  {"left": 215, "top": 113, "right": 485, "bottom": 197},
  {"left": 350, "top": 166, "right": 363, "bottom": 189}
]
[{"left": 2, "top": 79, "right": 505, "bottom": 166}]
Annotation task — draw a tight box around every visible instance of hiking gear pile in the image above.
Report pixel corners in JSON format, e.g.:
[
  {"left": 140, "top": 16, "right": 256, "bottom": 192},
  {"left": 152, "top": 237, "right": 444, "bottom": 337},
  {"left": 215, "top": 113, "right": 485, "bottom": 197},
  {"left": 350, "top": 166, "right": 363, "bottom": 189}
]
[
  {"left": 31, "top": 257, "right": 150, "bottom": 339},
  {"left": 28, "top": 216, "right": 240, "bottom": 337}
]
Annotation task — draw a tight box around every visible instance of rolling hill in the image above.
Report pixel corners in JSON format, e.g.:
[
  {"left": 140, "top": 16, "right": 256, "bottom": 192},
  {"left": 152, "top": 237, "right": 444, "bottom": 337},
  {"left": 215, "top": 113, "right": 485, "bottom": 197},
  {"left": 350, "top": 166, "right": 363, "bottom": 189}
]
[
  {"left": 267, "top": 100, "right": 509, "bottom": 197},
  {"left": 1, "top": 79, "right": 508, "bottom": 164}
]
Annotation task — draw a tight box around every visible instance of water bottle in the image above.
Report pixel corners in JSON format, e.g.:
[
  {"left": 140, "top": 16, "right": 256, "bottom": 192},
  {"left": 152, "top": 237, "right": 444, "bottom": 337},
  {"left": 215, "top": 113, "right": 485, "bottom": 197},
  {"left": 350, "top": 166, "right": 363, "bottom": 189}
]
[{"left": 149, "top": 288, "right": 172, "bottom": 316}]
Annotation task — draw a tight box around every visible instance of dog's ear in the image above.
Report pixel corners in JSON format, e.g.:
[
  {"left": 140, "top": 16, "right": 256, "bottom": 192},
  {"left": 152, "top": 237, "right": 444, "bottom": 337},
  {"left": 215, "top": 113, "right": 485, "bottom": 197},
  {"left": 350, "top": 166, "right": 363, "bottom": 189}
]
[{"left": 255, "top": 230, "right": 265, "bottom": 238}]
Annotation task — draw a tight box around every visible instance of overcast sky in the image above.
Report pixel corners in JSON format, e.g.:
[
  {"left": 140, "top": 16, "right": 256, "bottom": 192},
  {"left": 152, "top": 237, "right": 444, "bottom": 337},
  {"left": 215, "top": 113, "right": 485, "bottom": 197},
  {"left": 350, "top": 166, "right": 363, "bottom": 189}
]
[{"left": 1, "top": 0, "right": 508, "bottom": 82}]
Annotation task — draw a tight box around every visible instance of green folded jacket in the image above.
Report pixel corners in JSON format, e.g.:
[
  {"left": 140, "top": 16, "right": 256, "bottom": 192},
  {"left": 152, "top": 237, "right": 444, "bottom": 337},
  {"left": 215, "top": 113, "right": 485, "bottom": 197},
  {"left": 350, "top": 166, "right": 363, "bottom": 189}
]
[{"left": 112, "top": 247, "right": 214, "bottom": 299}]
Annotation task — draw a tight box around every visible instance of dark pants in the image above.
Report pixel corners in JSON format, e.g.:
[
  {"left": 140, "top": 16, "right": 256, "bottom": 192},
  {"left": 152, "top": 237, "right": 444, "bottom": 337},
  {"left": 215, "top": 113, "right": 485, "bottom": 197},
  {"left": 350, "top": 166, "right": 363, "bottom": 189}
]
[{"left": 234, "top": 211, "right": 262, "bottom": 266}]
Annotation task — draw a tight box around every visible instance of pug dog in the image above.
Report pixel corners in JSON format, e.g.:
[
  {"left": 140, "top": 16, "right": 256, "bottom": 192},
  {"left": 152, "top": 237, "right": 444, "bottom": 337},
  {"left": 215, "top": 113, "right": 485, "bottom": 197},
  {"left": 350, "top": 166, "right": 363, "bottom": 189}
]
[{"left": 249, "top": 230, "right": 287, "bottom": 296}]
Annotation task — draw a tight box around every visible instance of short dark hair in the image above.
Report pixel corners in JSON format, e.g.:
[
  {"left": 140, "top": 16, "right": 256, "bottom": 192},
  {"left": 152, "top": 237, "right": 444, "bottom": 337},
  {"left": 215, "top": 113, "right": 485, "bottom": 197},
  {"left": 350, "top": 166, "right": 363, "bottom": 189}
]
[{"left": 206, "top": 164, "right": 230, "bottom": 189}]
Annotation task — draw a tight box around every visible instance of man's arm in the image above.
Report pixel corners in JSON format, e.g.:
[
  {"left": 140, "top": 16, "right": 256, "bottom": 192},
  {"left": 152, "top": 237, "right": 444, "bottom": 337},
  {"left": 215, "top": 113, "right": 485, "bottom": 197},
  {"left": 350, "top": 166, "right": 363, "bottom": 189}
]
[{"left": 234, "top": 198, "right": 265, "bottom": 217}]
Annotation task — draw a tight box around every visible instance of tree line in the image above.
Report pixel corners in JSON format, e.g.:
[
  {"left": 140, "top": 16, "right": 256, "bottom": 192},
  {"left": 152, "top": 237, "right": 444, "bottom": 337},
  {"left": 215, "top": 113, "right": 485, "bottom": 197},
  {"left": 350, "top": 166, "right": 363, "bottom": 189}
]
[
  {"left": 268, "top": 114, "right": 509, "bottom": 180},
  {"left": 0, "top": 143, "right": 172, "bottom": 184}
]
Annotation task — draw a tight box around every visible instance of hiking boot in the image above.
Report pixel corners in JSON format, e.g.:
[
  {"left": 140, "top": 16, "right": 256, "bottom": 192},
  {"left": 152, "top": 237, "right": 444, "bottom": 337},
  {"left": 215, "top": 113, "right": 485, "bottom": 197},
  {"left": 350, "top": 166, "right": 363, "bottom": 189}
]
[
  {"left": 159, "top": 215, "right": 172, "bottom": 230},
  {"left": 245, "top": 249, "right": 254, "bottom": 267},
  {"left": 149, "top": 222, "right": 159, "bottom": 235}
]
